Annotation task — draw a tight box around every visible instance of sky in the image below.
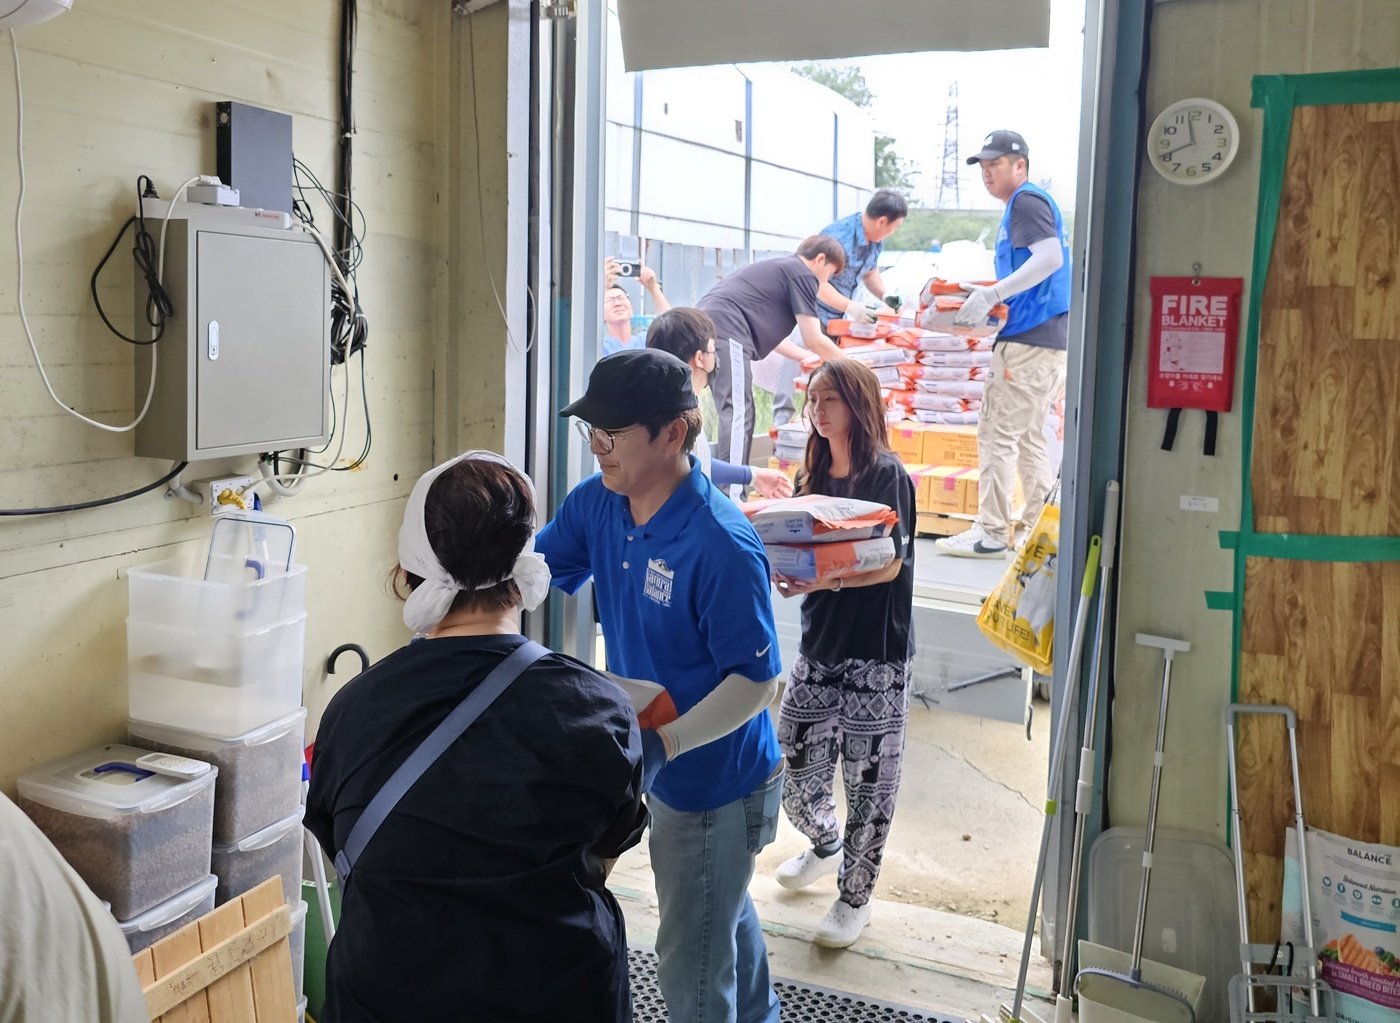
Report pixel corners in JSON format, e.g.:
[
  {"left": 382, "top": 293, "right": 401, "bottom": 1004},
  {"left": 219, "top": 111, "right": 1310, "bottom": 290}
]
[{"left": 819, "top": 0, "right": 1088, "bottom": 211}]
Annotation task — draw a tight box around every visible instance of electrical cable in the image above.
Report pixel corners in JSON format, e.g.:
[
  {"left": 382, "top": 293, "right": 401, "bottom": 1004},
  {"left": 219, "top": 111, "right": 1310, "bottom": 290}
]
[
  {"left": 9, "top": 32, "right": 187, "bottom": 433},
  {"left": 89, "top": 176, "right": 174, "bottom": 345},
  {"left": 0, "top": 461, "right": 188, "bottom": 516},
  {"left": 464, "top": 12, "right": 537, "bottom": 354}
]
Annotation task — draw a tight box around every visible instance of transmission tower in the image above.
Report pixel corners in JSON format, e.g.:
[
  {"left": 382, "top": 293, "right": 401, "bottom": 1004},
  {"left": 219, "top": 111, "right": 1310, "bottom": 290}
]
[{"left": 937, "top": 82, "right": 961, "bottom": 209}]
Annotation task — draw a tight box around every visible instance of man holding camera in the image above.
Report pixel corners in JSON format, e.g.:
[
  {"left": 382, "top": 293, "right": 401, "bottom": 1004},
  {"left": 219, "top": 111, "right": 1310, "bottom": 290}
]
[{"left": 602, "top": 258, "right": 670, "bottom": 358}]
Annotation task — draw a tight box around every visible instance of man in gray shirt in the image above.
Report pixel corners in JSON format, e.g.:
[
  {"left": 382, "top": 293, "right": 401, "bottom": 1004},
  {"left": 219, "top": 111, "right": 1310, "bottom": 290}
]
[{"left": 697, "top": 236, "right": 848, "bottom": 499}]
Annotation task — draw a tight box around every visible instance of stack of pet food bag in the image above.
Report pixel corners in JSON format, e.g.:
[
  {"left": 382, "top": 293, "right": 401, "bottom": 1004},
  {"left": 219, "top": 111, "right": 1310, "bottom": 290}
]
[
  {"left": 742, "top": 495, "right": 900, "bottom": 585},
  {"left": 770, "top": 278, "right": 1007, "bottom": 532}
]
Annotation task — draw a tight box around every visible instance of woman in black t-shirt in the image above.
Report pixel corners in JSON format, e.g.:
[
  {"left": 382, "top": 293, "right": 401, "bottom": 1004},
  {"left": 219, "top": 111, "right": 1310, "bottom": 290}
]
[
  {"left": 305, "top": 452, "right": 649, "bottom": 1021},
  {"left": 769, "top": 360, "right": 916, "bottom": 950}
]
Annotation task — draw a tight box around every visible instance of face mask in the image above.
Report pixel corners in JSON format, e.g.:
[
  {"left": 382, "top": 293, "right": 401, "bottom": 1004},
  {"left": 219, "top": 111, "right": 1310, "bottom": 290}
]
[{"left": 398, "top": 451, "right": 551, "bottom": 635}]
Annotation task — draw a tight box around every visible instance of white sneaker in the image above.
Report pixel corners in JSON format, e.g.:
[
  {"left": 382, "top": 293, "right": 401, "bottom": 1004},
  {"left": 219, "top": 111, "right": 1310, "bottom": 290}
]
[
  {"left": 812, "top": 898, "right": 872, "bottom": 948},
  {"left": 775, "top": 847, "right": 840, "bottom": 890},
  {"left": 935, "top": 524, "right": 1009, "bottom": 559}
]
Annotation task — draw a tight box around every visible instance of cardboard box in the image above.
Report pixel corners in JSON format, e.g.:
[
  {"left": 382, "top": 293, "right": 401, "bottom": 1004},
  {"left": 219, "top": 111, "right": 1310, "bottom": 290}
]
[
  {"left": 919, "top": 425, "right": 979, "bottom": 469},
  {"left": 888, "top": 421, "right": 980, "bottom": 469},
  {"left": 888, "top": 421, "right": 925, "bottom": 462},
  {"left": 767, "top": 456, "right": 801, "bottom": 482},
  {"left": 918, "top": 465, "right": 981, "bottom": 516}
]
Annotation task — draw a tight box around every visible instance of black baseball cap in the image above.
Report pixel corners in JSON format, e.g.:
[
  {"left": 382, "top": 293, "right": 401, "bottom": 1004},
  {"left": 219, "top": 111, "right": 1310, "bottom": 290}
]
[
  {"left": 560, "top": 348, "right": 698, "bottom": 431},
  {"left": 966, "top": 130, "right": 1029, "bottom": 165}
]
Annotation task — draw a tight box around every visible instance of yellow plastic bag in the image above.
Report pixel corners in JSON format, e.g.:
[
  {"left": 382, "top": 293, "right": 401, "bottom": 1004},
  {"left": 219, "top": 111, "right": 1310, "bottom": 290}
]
[{"left": 976, "top": 501, "right": 1059, "bottom": 674}]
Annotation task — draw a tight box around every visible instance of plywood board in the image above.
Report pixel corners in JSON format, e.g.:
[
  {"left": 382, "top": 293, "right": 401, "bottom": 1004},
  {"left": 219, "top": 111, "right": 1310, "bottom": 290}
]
[
  {"left": 1237, "top": 557, "right": 1400, "bottom": 940},
  {"left": 1251, "top": 102, "right": 1400, "bottom": 536}
]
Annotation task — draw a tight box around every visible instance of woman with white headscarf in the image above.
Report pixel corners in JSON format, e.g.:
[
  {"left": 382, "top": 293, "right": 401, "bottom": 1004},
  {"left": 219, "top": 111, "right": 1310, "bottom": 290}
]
[{"left": 305, "top": 451, "right": 649, "bottom": 1022}]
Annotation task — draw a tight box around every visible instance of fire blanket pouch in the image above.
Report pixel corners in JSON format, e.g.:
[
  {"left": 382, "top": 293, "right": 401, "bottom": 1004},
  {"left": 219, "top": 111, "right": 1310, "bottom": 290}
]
[{"left": 976, "top": 502, "right": 1060, "bottom": 675}]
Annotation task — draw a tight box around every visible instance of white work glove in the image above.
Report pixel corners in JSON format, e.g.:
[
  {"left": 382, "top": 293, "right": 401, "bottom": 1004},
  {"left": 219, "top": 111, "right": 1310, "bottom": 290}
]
[
  {"left": 953, "top": 283, "right": 1003, "bottom": 327},
  {"left": 845, "top": 297, "right": 879, "bottom": 325}
]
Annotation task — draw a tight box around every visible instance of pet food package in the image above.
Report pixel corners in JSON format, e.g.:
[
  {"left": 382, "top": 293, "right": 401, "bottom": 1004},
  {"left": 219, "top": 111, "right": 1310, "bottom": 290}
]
[
  {"left": 1282, "top": 826, "right": 1400, "bottom": 1023},
  {"left": 765, "top": 537, "right": 897, "bottom": 582},
  {"left": 605, "top": 672, "right": 679, "bottom": 730},
  {"left": 742, "top": 494, "right": 898, "bottom": 544}
]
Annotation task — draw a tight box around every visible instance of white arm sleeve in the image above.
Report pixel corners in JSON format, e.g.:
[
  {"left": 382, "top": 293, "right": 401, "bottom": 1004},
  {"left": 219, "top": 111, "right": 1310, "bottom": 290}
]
[
  {"left": 994, "top": 237, "right": 1064, "bottom": 301},
  {"left": 657, "top": 672, "right": 780, "bottom": 758}
]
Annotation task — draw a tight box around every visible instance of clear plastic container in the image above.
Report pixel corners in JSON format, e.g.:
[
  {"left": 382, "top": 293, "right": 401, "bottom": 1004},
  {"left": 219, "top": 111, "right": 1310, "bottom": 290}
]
[
  {"left": 116, "top": 873, "right": 217, "bottom": 954},
  {"left": 127, "top": 555, "right": 307, "bottom": 634},
  {"left": 17, "top": 744, "right": 216, "bottom": 920},
  {"left": 289, "top": 899, "right": 308, "bottom": 999},
  {"left": 212, "top": 807, "right": 305, "bottom": 907},
  {"left": 297, "top": 995, "right": 307, "bottom": 1023},
  {"left": 127, "top": 709, "right": 306, "bottom": 844},
  {"left": 205, "top": 512, "right": 297, "bottom": 585},
  {"left": 127, "top": 614, "right": 307, "bottom": 737}
]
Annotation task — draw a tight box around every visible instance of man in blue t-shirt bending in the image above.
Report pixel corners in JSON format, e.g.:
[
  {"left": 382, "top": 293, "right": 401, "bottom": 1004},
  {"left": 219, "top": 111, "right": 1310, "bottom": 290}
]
[
  {"left": 937, "top": 129, "right": 1072, "bottom": 559},
  {"left": 537, "top": 348, "right": 785, "bottom": 1023}
]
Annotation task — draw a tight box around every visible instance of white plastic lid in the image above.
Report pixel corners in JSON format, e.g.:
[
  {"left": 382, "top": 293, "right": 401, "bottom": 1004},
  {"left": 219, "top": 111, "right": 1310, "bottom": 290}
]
[
  {"left": 115, "top": 874, "right": 217, "bottom": 933},
  {"left": 128, "top": 707, "right": 307, "bottom": 752},
  {"left": 212, "top": 805, "right": 305, "bottom": 854},
  {"left": 291, "top": 899, "right": 308, "bottom": 927},
  {"left": 16, "top": 744, "right": 217, "bottom": 820}
]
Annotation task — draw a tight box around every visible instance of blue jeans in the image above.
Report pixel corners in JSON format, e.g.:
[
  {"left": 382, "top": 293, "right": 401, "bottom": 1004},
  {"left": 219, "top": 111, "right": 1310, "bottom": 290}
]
[{"left": 648, "top": 771, "right": 783, "bottom": 1023}]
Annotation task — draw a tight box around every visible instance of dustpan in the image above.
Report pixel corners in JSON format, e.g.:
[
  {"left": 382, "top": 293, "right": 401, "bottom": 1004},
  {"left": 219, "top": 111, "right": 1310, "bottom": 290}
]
[
  {"left": 1071, "top": 636, "right": 1207, "bottom": 1023},
  {"left": 1077, "top": 940, "right": 1206, "bottom": 1023}
]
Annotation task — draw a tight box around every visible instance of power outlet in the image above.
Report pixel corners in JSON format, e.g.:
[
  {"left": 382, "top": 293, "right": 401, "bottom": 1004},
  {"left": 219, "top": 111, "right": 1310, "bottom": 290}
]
[{"left": 194, "top": 475, "right": 255, "bottom": 516}]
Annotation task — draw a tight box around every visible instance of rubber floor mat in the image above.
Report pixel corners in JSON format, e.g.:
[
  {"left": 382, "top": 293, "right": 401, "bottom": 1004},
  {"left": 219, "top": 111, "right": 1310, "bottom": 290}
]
[{"left": 628, "top": 947, "right": 961, "bottom": 1021}]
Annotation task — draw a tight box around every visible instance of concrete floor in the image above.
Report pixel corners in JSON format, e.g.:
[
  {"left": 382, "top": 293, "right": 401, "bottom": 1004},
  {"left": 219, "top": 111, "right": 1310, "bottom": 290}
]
[{"left": 608, "top": 696, "right": 1056, "bottom": 1020}]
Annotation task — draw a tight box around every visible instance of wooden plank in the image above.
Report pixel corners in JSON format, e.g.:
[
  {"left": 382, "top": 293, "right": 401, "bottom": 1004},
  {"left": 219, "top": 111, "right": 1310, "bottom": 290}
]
[
  {"left": 1250, "top": 310, "right": 1301, "bottom": 530},
  {"left": 915, "top": 511, "right": 974, "bottom": 538},
  {"left": 243, "top": 879, "right": 297, "bottom": 1022},
  {"left": 1304, "top": 102, "right": 1363, "bottom": 289},
  {"left": 1353, "top": 113, "right": 1400, "bottom": 341},
  {"left": 150, "top": 907, "right": 215, "bottom": 1023},
  {"left": 144, "top": 900, "right": 291, "bottom": 1021},
  {"left": 194, "top": 901, "right": 259, "bottom": 1023}
]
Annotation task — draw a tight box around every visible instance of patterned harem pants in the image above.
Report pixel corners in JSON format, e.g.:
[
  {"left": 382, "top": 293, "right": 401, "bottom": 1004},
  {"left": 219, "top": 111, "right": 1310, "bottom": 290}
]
[{"left": 775, "top": 654, "right": 912, "bottom": 908}]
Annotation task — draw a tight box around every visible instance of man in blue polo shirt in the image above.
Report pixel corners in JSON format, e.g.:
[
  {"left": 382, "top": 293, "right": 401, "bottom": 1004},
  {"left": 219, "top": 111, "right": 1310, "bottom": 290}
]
[{"left": 537, "top": 348, "right": 785, "bottom": 1023}]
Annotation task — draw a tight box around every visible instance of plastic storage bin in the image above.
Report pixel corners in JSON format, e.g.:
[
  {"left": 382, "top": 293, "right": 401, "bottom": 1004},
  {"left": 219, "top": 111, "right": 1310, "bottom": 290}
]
[
  {"left": 127, "top": 614, "right": 307, "bottom": 737},
  {"left": 128, "top": 556, "right": 307, "bottom": 634},
  {"left": 128, "top": 708, "right": 306, "bottom": 844},
  {"left": 289, "top": 899, "right": 307, "bottom": 1000},
  {"left": 17, "top": 744, "right": 216, "bottom": 920},
  {"left": 115, "top": 873, "right": 217, "bottom": 954},
  {"left": 212, "top": 807, "right": 305, "bottom": 907}
]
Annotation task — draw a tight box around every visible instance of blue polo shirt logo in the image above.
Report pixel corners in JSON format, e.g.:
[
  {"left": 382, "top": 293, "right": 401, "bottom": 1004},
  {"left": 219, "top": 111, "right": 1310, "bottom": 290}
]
[{"left": 644, "top": 558, "right": 674, "bottom": 607}]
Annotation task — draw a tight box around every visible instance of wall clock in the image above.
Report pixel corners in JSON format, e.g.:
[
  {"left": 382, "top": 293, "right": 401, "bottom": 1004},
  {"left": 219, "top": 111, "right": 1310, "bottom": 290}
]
[{"left": 1148, "top": 97, "right": 1240, "bottom": 185}]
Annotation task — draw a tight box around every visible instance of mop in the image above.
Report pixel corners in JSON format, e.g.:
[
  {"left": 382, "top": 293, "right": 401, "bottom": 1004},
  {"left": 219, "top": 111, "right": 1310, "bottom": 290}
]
[
  {"left": 1041, "top": 480, "right": 1120, "bottom": 1023},
  {"left": 1072, "top": 634, "right": 1206, "bottom": 1023},
  {"left": 1001, "top": 525, "right": 1105, "bottom": 1023}
]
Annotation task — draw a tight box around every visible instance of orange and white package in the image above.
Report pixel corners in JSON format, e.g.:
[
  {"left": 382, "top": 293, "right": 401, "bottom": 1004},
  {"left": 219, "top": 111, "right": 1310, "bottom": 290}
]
[
  {"left": 840, "top": 343, "right": 914, "bottom": 368},
  {"left": 742, "top": 493, "right": 898, "bottom": 543},
  {"left": 917, "top": 276, "right": 997, "bottom": 306},
  {"left": 827, "top": 319, "right": 893, "bottom": 340},
  {"left": 917, "top": 295, "right": 1009, "bottom": 338},
  {"left": 604, "top": 672, "right": 679, "bottom": 731},
  {"left": 765, "top": 537, "right": 897, "bottom": 583}
]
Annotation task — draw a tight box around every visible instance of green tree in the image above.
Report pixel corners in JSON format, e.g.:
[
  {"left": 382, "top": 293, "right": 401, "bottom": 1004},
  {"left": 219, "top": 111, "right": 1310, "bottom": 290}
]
[{"left": 791, "top": 62, "right": 915, "bottom": 192}]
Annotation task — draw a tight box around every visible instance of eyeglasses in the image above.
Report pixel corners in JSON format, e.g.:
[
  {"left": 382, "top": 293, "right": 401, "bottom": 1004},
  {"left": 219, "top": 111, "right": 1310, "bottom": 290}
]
[{"left": 574, "top": 420, "right": 640, "bottom": 454}]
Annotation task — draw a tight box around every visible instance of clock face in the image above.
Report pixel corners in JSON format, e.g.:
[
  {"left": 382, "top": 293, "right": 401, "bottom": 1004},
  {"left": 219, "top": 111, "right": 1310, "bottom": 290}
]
[{"left": 1149, "top": 98, "right": 1240, "bottom": 185}]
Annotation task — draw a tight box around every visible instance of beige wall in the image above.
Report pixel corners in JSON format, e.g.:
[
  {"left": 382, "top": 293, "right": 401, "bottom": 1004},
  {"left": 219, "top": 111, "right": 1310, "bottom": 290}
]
[
  {"left": 1111, "top": 0, "right": 1400, "bottom": 834},
  {"left": 0, "top": 0, "right": 523, "bottom": 793}
]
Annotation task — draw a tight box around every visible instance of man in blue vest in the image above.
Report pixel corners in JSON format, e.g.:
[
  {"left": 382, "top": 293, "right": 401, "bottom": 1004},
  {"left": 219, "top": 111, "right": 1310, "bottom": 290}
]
[{"left": 937, "top": 130, "right": 1071, "bottom": 558}]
